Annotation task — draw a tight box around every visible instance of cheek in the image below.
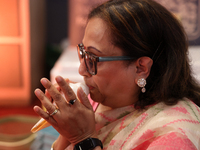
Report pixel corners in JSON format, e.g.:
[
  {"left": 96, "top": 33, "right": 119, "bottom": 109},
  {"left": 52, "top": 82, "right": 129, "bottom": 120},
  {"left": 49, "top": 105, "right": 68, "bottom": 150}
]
[
  {"left": 91, "top": 76, "right": 108, "bottom": 101},
  {"left": 92, "top": 66, "right": 123, "bottom": 96},
  {"left": 90, "top": 62, "right": 137, "bottom": 102},
  {"left": 89, "top": 71, "right": 114, "bottom": 103}
]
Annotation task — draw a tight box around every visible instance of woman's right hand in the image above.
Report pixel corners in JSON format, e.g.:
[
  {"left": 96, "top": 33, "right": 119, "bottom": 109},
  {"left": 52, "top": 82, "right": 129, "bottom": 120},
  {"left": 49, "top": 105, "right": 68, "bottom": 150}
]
[
  {"left": 44, "top": 79, "right": 75, "bottom": 149},
  {"left": 33, "top": 76, "right": 97, "bottom": 146},
  {"left": 45, "top": 78, "right": 74, "bottom": 102}
]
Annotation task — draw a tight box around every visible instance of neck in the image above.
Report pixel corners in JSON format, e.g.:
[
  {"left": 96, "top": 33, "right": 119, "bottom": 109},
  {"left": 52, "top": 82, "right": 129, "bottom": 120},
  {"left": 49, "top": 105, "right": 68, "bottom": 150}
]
[{"left": 95, "top": 103, "right": 112, "bottom": 113}]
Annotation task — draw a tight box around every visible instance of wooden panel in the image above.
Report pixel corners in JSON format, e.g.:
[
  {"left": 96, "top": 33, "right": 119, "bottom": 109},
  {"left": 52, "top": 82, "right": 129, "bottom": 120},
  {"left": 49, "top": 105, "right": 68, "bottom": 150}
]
[
  {"left": 0, "top": 0, "right": 30, "bottom": 106},
  {"left": 0, "top": 0, "right": 20, "bottom": 36},
  {"left": 0, "top": 45, "right": 22, "bottom": 87}
]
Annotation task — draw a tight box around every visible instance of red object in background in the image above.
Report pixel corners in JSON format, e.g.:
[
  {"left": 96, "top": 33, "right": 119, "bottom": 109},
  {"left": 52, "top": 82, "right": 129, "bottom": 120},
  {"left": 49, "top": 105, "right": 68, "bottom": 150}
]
[
  {"left": 0, "top": 98, "right": 41, "bottom": 118},
  {"left": 0, "top": 106, "right": 38, "bottom": 118}
]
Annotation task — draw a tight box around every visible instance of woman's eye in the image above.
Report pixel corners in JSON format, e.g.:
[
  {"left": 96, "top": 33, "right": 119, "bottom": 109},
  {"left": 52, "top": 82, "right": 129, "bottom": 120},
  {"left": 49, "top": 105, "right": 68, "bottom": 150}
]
[{"left": 89, "top": 56, "right": 95, "bottom": 65}]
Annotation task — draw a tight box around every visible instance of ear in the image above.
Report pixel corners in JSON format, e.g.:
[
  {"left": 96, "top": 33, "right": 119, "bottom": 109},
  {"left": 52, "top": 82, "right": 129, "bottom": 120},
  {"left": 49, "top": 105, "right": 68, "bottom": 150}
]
[{"left": 135, "top": 57, "right": 153, "bottom": 79}]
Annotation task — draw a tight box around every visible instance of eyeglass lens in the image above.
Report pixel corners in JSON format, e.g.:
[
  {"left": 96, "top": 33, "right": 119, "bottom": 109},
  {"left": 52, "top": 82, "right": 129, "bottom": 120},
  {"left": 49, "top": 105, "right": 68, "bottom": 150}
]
[
  {"left": 77, "top": 44, "right": 96, "bottom": 75},
  {"left": 85, "top": 54, "right": 96, "bottom": 75}
]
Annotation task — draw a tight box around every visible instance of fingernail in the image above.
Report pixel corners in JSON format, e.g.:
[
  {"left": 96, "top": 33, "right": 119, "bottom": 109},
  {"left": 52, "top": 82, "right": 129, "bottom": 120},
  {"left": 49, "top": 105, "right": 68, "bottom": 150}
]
[
  {"left": 34, "top": 89, "right": 41, "bottom": 96},
  {"left": 56, "top": 76, "right": 63, "bottom": 83},
  {"left": 41, "top": 78, "right": 48, "bottom": 85}
]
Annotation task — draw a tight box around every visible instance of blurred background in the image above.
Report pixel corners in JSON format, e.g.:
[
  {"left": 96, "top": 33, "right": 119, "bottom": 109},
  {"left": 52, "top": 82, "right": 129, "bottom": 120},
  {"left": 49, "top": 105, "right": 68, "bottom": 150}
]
[{"left": 0, "top": 0, "right": 200, "bottom": 149}]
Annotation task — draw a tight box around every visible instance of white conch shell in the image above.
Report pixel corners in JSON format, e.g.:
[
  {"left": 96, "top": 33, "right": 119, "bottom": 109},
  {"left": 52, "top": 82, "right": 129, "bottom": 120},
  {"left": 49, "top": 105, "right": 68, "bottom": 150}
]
[
  {"left": 68, "top": 82, "right": 89, "bottom": 97},
  {"left": 31, "top": 82, "right": 89, "bottom": 133}
]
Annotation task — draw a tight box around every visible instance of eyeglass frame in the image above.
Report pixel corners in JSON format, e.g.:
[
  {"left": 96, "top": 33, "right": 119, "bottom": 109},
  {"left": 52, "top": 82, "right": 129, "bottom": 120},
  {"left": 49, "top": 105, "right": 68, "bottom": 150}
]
[{"left": 77, "top": 43, "right": 135, "bottom": 75}]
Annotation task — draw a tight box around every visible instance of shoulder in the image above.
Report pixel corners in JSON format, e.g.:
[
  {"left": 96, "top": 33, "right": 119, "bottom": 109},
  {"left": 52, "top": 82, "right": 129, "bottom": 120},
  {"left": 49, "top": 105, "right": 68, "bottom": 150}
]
[
  {"left": 141, "top": 98, "right": 200, "bottom": 148},
  {"left": 129, "top": 99, "right": 200, "bottom": 149},
  {"left": 147, "top": 98, "right": 200, "bottom": 120}
]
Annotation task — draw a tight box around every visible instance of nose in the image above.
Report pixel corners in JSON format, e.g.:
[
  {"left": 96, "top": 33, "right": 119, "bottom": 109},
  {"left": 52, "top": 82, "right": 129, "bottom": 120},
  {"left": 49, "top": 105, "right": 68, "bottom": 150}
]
[{"left": 78, "top": 59, "right": 91, "bottom": 77}]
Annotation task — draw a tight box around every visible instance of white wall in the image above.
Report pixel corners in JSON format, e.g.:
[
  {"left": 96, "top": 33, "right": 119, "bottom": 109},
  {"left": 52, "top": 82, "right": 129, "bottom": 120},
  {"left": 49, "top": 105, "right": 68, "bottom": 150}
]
[{"left": 189, "top": 46, "right": 200, "bottom": 83}]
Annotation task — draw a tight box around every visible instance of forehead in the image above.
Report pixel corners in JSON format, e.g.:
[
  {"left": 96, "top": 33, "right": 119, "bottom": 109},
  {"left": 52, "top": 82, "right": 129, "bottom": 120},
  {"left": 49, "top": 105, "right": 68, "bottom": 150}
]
[
  {"left": 84, "top": 17, "right": 110, "bottom": 42},
  {"left": 83, "top": 18, "right": 113, "bottom": 52},
  {"left": 83, "top": 17, "right": 123, "bottom": 56}
]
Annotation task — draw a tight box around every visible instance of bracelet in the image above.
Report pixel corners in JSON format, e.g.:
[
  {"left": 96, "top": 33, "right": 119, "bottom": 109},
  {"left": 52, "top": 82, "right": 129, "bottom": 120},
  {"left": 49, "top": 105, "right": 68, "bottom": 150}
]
[{"left": 51, "top": 140, "right": 56, "bottom": 150}]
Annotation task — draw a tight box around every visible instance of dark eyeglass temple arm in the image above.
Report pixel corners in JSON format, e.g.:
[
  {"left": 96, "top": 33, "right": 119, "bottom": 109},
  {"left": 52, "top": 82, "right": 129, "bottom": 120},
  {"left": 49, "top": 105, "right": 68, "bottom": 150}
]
[{"left": 98, "top": 56, "right": 134, "bottom": 62}]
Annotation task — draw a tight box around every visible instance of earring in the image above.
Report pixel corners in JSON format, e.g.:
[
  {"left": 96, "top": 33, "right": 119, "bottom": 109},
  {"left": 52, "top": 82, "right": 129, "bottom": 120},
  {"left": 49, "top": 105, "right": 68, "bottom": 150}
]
[{"left": 137, "top": 78, "right": 146, "bottom": 93}]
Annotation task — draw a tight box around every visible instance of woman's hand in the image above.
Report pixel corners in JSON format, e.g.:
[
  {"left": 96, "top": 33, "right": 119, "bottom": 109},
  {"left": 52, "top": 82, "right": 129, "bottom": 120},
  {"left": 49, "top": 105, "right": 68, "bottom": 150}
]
[
  {"left": 44, "top": 78, "right": 74, "bottom": 102},
  {"left": 33, "top": 76, "right": 97, "bottom": 145}
]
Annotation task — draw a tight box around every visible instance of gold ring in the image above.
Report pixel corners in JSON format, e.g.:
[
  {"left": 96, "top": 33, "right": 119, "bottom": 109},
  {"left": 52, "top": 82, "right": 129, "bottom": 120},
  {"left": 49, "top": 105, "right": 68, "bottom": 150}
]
[{"left": 49, "top": 108, "right": 59, "bottom": 116}]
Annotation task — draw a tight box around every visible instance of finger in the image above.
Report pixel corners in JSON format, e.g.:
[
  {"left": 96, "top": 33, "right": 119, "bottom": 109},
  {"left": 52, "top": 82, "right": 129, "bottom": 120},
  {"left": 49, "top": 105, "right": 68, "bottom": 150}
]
[
  {"left": 33, "top": 105, "right": 49, "bottom": 119},
  {"left": 34, "top": 88, "right": 60, "bottom": 117},
  {"left": 33, "top": 105, "right": 57, "bottom": 126},
  {"left": 55, "top": 76, "right": 77, "bottom": 104},
  {"left": 45, "top": 86, "right": 62, "bottom": 103},
  {"left": 77, "top": 87, "right": 93, "bottom": 110},
  {"left": 40, "top": 78, "right": 67, "bottom": 110},
  {"left": 45, "top": 89, "right": 53, "bottom": 102}
]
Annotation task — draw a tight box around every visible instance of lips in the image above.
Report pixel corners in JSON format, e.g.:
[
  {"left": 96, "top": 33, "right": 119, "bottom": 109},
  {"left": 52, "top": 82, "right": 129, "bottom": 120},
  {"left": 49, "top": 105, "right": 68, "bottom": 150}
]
[
  {"left": 85, "top": 82, "right": 94, "bottom": 90},
  {"left": 84, "top": 78, "right": 95, "bottom": 91},
  {"left": 87, "top": 84, "right": 94, "bottom": 90}
]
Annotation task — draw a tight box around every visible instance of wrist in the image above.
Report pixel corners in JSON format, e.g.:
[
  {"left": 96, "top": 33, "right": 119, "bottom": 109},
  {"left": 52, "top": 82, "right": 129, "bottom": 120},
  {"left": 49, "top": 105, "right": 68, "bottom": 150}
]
[
  {"left": 52, "top": 135, "right": 70, "bottom": 150},
  {"left": 51, "top": 140, "right": 56, "bottom": 150}
]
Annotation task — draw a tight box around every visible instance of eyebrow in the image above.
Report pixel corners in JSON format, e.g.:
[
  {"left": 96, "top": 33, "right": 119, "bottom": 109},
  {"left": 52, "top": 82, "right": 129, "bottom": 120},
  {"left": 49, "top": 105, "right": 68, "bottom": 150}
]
[{"left": 87, "top": 46, "right": 102, "bottom": 53}]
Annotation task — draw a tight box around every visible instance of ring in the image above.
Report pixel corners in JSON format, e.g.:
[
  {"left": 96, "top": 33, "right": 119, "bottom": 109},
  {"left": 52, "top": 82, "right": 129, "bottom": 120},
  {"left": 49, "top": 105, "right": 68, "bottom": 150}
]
[
  {"left": 49, "top": 108, "right": 59, "bottom": 116},
  {"left": 69, "top": 99, "right": 77, "bottom": 105}
]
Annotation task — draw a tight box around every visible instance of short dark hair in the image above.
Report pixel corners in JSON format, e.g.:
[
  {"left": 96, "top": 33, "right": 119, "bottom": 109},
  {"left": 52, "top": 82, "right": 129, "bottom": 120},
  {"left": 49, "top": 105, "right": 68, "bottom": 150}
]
[{"left": 88, "top": 0, "right": 200, "bottom": 109}]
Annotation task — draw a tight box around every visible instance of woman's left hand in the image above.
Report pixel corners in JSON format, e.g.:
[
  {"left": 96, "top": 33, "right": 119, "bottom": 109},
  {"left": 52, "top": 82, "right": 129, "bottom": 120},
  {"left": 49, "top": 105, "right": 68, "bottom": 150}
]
[{"left": 33, "top": 76, "right": 97, "bottom": 145}]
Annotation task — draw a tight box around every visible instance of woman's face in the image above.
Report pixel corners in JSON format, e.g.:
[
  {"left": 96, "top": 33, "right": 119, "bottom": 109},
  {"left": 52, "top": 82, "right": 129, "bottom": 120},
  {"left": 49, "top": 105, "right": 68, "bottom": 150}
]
[{"left": 79, "top": 17, "right": 140, "bottom": 108}]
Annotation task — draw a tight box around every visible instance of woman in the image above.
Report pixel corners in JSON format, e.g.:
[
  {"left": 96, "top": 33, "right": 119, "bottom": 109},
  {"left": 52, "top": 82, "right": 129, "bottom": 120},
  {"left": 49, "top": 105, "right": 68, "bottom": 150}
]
[{"left": 33, "top": 0, "right": 200, "bottom": 149}]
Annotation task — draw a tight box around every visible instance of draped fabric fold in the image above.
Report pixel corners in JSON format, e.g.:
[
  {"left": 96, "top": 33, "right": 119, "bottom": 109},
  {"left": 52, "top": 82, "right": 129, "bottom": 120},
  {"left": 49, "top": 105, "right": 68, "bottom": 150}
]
[{"left": 94, "top": 98, "right": 200, "bottom": 150}]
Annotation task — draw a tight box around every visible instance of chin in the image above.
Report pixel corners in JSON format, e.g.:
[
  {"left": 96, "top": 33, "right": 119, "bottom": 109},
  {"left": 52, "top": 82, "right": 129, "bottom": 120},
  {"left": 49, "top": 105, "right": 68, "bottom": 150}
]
[{"left": 90, "top": 93, "right": 104, "bottom": 103}]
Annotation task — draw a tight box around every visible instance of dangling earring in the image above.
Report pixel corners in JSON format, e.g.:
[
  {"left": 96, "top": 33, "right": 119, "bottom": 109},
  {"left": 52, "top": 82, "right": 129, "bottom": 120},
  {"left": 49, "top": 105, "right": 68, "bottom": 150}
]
[{"left": 137, "top": 78, "right": 146, "bottom": 93}]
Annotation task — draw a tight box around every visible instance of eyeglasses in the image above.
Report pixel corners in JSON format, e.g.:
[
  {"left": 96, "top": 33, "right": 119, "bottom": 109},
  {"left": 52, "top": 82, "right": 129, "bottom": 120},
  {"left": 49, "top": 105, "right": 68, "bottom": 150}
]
[{"left": 77, "top": 43, "right": 135, "bottom": 75}]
